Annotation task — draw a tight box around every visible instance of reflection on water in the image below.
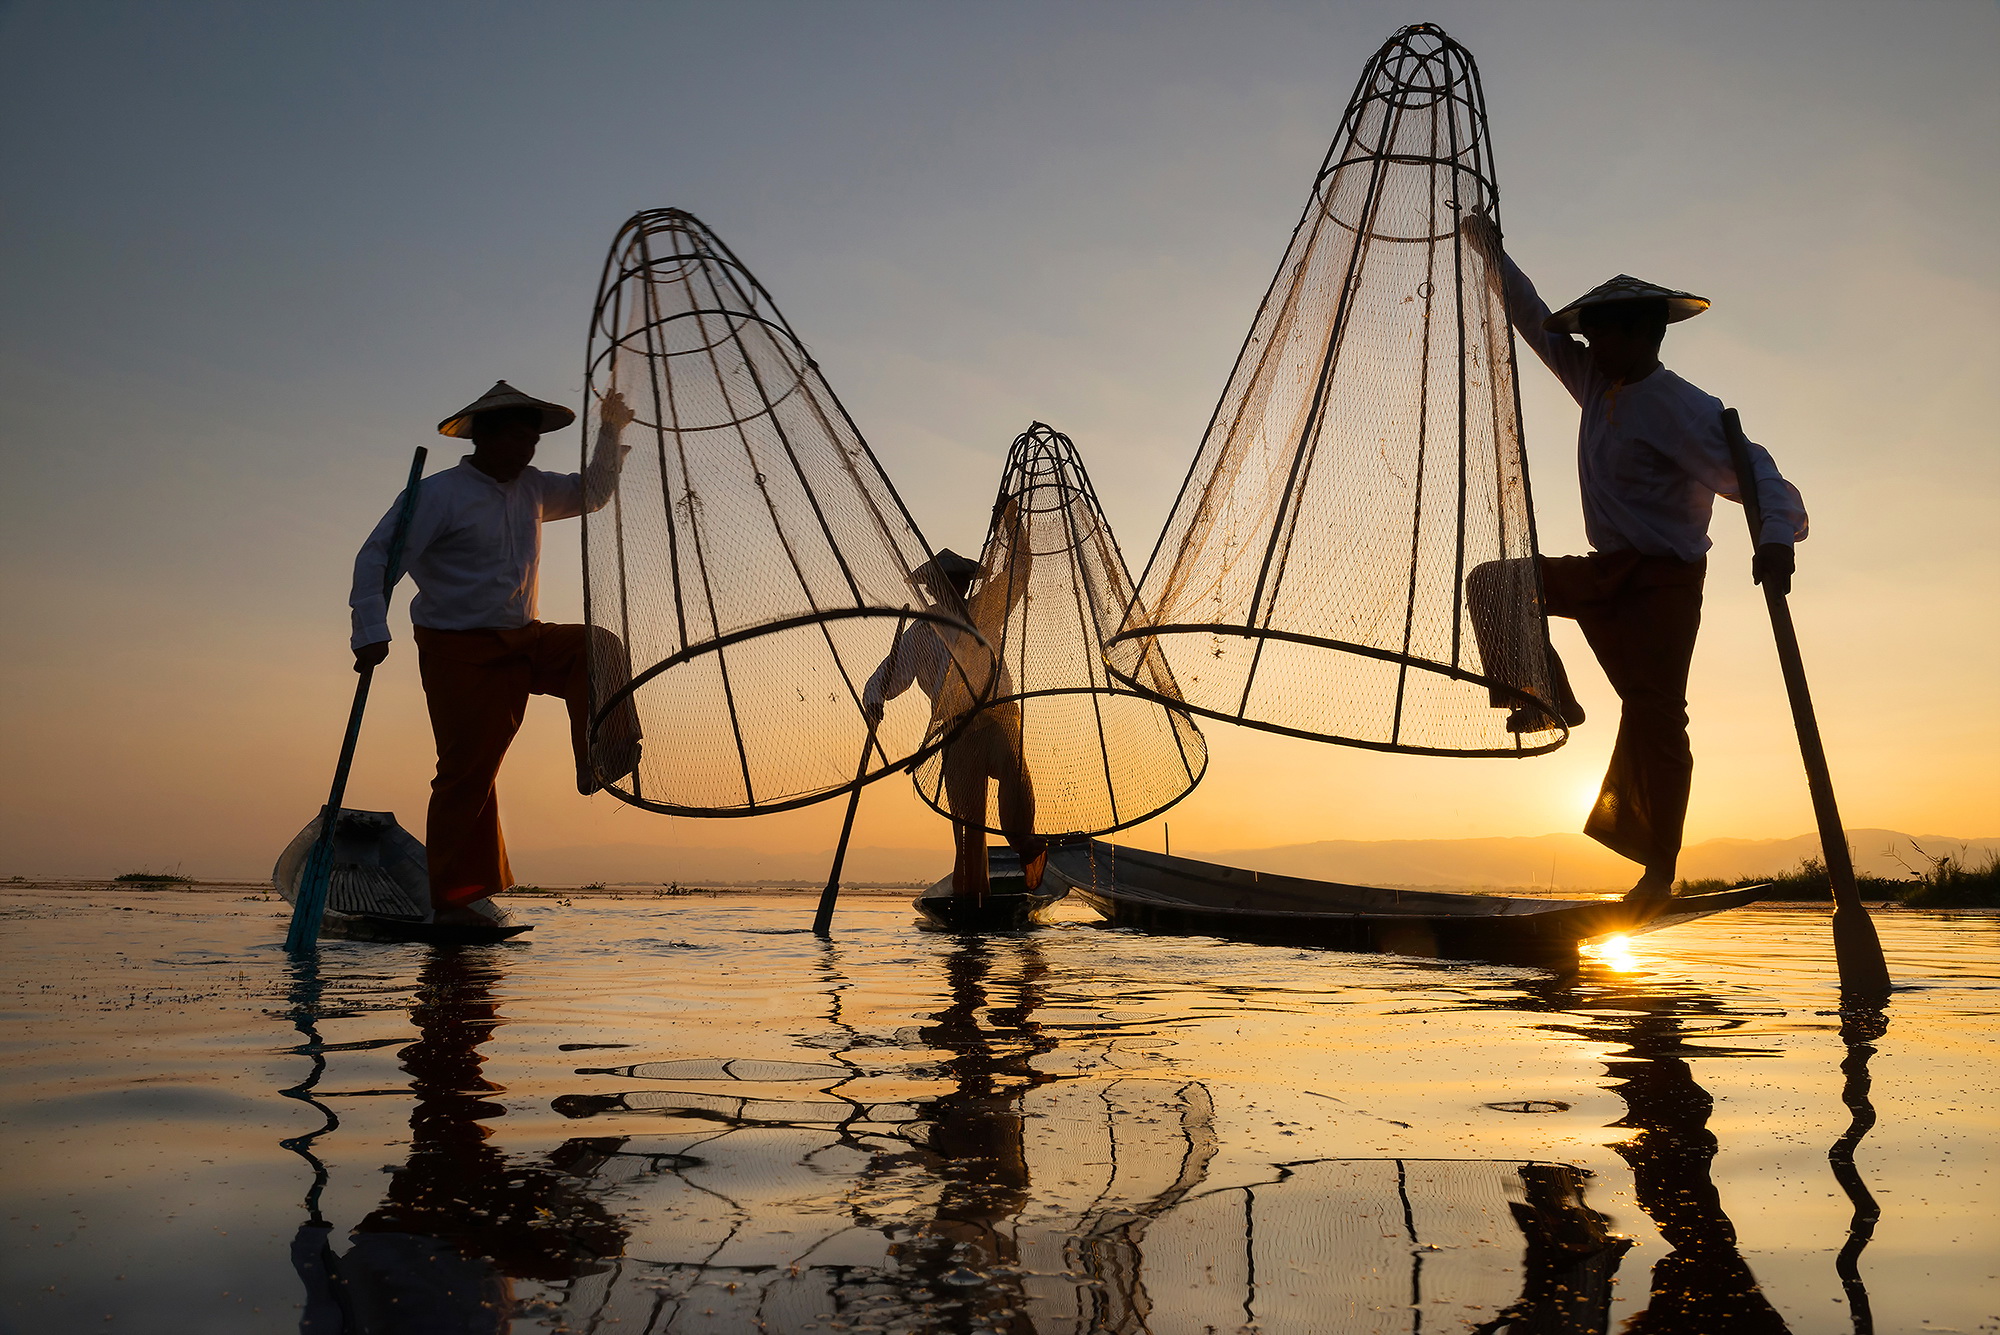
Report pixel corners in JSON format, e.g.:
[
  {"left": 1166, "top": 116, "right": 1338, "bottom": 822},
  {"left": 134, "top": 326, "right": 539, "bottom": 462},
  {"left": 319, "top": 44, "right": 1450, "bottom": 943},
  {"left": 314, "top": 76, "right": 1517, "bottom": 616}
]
[
  {"left": 1505, "top": 976, "right": 1799, "bottom": 1331},
  {"left": 4, "top": 895, "right": 1979, "bottom": 1334},
  {"left": 1829, "top": 1006, "right": 1886, "bottom": 1335},
  {"left": 527, "top": 940, "right": 1869, "bottom": 1334},
  {"left": 287, "top": 950, "right": 626, "bottom": 1331},
  {"left": 282, "top": 938, "right": 1784, "bottom": 1334}
]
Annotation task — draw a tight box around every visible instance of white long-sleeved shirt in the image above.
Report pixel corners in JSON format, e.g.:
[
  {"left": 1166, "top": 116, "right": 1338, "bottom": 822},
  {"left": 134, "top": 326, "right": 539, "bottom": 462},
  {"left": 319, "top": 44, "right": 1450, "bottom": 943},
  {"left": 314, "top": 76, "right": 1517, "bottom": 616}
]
[
  {"left": 861, "top": 531, "right": 1033, "bottom": 715},
  {"left": 1499, "top": 253, "right": 1807, "bottom": 561},
  {"left": 350, "top": 436, "right": 628, "bottom": 649}
]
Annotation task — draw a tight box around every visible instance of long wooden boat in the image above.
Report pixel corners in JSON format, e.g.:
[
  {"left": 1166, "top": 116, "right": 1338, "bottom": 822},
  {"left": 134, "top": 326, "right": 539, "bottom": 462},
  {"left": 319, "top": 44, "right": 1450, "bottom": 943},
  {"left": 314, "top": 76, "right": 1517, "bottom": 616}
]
[
  {"left": 1044, "top": 841, "right": 1767, "bottom": 965},
  {"left": 913, "top": 847, "right": 1069, "bottom": 932},
  {"left": 274, "top": 808, "right": 532, "bottom": 945}
]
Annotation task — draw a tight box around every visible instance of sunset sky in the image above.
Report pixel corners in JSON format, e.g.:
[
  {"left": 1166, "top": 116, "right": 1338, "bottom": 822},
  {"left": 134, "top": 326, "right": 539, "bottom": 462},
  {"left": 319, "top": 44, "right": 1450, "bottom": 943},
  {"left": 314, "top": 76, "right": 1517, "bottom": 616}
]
[{"left": 2, "top": 0, "right": 1993, "bottom": 881}]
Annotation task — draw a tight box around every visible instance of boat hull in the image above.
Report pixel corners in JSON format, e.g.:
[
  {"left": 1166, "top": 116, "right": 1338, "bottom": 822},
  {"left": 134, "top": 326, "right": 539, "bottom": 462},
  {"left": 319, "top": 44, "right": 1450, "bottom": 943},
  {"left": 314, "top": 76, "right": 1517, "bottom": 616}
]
[
  {"left": 912, "top": 849, "right": 1068, "bottom": 932},
  {"left": 1047, "top": 841, "right": 1766, "bottom": 965},
  {"left": 273, "top": 808, "right": 531, "bottom": 945}
]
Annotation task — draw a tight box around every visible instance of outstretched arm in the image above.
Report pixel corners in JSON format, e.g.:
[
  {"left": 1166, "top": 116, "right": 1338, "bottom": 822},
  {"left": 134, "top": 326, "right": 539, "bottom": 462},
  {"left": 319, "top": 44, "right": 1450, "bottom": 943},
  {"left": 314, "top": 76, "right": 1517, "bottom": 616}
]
[
  {"left": 1460, "top": 213, "right": 1592, "bottom": 403},
  {"left": 542, "top": 389, "right": 636, "bottom": 520},
  {"left": 583, "top": 389, "right": 635, "bottom": 512},
  {"left": 967, "top": 495, "right": 1034, "bottom": 633},
  {"left": 862, "top": 624, "right": 928, "bottom": 723}
]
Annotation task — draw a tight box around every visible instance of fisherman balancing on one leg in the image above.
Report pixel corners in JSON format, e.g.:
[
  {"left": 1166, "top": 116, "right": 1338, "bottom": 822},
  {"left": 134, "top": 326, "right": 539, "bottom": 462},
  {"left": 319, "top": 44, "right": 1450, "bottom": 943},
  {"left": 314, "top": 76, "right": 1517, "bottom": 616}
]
[
  {"left": 350, "top": 381, "right": 640, "bottom": 925},
  {"left": 1462, "top": 215, "right": 1808, "bottom": 909},
  {"left": 863, "top": 514, "right": 1048, "bottom": 899}
]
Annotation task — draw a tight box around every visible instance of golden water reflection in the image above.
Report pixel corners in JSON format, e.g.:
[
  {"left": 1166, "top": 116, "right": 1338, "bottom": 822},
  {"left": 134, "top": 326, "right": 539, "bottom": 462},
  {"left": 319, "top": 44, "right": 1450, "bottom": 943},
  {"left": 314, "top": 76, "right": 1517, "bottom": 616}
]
[
  {"left": 542, "top": 938, "right": 1644, "bottom": 1332},
  {"left": 270, "top": 916, "right": 1894, "bottom": 1334},
  {"left": 1578, "top": 932, "right": 1640, "bottom": 973}
]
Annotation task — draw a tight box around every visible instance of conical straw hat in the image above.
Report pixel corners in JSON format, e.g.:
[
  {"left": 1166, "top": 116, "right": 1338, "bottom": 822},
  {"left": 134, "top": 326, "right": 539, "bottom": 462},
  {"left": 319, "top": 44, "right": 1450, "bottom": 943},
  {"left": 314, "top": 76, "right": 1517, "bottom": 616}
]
[
  {"left": 1542, "top": 275, "right": 1710, "bottom": 335},
  {"left": 436, "top": 380, "right": 578, "bottom": 438},
  {"left": 919, "top": 549, "right": 982, "bottom": 587}
]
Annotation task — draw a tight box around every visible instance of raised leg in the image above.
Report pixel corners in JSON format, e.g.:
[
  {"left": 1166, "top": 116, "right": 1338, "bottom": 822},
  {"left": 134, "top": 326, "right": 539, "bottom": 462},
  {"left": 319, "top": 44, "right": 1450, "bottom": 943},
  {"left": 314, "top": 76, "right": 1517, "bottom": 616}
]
[{"left": 525, "top": 621, "right": 641, "bottom": 795}]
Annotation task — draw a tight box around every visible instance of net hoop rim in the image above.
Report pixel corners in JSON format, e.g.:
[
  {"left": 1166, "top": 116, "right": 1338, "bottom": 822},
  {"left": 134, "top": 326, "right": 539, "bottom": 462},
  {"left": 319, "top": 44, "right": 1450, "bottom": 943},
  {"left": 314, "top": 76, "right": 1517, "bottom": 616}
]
[
  {"left": 1104, "top": 622, "right": 1568, "bottom": 759},
  {"left": 598, "top": 306, "right": 804, "bottom": 370},
  {"left": 909, "top": 686, "right": 1212, "bottom": 840},
  {"left": 589, "top": 605, "right": 998, "bottom": 819},
  {"left": 598, "top": 250, "right": 763, "bottom": 328}
]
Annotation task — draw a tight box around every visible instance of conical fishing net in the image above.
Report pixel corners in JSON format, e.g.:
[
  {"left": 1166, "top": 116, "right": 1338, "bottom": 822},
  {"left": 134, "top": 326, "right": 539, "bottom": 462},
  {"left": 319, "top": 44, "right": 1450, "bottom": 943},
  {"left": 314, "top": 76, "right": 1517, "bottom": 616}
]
[
  {"left": 1107, "top": 24, "right": 1568, "bottom": 758},
  {"left": 581, "top": 209, "right": 995, "bottom": 816},
  {"left": 912, "top": 424, "right": 1206, "bottom": 839}
]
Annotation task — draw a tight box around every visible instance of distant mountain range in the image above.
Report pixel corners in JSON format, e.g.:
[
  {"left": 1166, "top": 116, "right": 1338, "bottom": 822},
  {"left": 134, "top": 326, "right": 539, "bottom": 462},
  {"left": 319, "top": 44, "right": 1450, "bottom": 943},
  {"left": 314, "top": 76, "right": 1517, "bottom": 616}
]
[{"left": 512, "top": 828, "right": 1997, "bottom": 890}]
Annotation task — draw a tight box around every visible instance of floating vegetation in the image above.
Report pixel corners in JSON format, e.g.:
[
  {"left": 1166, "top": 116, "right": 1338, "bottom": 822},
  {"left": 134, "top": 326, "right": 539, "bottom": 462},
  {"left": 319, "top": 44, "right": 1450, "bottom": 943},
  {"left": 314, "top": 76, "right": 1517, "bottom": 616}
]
[
  {"left": 1679, "top": 845, "right": 2000, "bottom": 907},
  {"left": 1896, "top": 843, "right": 2000, "bottom": 908}
]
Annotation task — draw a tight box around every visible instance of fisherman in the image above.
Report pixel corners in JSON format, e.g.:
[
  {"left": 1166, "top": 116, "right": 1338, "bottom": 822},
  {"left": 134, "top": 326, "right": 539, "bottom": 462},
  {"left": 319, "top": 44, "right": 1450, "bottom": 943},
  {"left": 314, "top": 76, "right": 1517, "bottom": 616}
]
[
  {"left": 1462, "top": 214, "right": 1808, "bottom": 908},
  {"left": 863, "top": 522, "right": 1047, "bottom": 898},
  {"left": 350, "top": 381, "right": 640, "bottom": 924}
]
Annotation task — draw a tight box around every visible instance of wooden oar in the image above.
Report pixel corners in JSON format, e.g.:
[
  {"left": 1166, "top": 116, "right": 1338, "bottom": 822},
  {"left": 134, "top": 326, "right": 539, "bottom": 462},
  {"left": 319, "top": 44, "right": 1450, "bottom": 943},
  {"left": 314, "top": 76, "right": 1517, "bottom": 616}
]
[
  {"left": 813, "top": 716, "right": 882, "bottom": 938},
  {"left": 1720, "top": 409, "right": 1890, "bottom": 999},
  {"left": 284, "top": 447, "right": 428, "bottom": 952}
]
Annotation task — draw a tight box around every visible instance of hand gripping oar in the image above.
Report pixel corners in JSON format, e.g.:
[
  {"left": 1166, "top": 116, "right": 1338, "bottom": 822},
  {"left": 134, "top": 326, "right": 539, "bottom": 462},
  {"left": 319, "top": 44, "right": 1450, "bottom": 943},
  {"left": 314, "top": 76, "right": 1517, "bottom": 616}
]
[
  {"left": 1720, "top": 409, "right": 1890, "bottom": 999},
  {"left": 285, "top": 447, "right": 428, "bottom": 952}
]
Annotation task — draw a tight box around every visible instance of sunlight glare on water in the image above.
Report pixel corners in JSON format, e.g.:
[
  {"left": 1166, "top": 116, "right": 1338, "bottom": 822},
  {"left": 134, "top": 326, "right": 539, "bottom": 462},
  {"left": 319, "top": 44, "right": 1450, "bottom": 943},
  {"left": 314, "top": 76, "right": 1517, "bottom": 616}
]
[
  {"left": 2, "top": 888, "right": 1996, "bottom": 1334},
  {"left": 1579, "top": 932, "right": 1640, "bottom": 973}
]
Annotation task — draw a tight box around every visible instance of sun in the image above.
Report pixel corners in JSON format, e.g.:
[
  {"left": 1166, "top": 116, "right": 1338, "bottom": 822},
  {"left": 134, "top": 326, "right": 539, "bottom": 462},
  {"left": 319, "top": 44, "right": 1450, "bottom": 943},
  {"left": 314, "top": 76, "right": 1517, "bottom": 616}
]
[{"left": 1572, "top": 777, "right": 1605, "bottom": 820}]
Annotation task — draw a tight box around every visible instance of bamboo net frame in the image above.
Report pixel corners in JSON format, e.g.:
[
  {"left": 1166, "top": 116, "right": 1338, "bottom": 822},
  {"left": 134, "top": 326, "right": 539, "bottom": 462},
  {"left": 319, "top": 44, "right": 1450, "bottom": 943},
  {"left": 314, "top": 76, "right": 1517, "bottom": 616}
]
[
  {"left": 912, "top": 423, "right": 1205, "bottom": 839},
  {"left": 581, "top": 209, "right": 995, "bottom": 816},
  {"left": 1107, "top": 25, "right": 1568, "bottom": 758}
]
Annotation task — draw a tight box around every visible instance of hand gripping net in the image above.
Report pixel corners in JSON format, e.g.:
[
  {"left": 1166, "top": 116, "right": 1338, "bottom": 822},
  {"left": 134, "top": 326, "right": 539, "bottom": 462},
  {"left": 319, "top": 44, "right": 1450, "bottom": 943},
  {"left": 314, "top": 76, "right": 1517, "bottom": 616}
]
[
  {"left": 912, "top": 424, "right": 1206, "bottom": 839},
  {"left": 1107, "top": 25, "right": 1568, "bottom": 757},
  {"left": 582, "top": 209, "right": 995, "bottom": 816}
]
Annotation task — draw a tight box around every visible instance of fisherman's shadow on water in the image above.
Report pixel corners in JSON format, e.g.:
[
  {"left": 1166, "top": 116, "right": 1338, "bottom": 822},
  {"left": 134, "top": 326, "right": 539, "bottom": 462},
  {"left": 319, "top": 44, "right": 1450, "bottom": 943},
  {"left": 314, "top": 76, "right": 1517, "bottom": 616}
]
[{"left": 265, "top": 933, "right": 1885, "bottom": 1333}]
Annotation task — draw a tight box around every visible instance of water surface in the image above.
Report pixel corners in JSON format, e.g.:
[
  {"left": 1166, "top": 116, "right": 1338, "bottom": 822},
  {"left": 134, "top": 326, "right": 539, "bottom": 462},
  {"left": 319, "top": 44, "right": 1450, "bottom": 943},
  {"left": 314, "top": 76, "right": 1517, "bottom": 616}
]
[{"left": 2, "top": 888, "right": 1994, "bottom": 1333}]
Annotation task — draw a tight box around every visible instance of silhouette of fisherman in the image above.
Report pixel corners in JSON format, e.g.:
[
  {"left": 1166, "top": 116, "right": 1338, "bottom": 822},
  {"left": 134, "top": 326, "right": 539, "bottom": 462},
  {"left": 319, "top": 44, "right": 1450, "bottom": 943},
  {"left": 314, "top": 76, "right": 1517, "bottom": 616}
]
[
  {"left": 292, "top": 949, "right": 626, "bottom": 1332},
  {"left": 348, "top": 382, "right": 641, "bottom": 923},
  {"left": 863, "top": 518, "right": 1048, "bottom": 898},
  {"left": 1462, "top": 215, "right": 1809, "bottom": 911}
]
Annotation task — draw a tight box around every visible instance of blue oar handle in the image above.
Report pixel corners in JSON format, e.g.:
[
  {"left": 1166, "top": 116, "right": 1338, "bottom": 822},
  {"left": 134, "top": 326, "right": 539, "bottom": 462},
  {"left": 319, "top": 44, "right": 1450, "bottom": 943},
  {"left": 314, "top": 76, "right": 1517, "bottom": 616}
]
[{"left": 284, "top": 446, "right": 429, "bottom": 952}]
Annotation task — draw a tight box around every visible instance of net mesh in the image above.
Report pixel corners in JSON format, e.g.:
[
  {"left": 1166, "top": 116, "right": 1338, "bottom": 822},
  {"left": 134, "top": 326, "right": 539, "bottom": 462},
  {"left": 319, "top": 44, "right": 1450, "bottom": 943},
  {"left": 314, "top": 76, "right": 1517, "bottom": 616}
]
[
  {"left": 582, "top": 209, "right": 995, "bottom": 816},
  {"left": 911, "top": 424, "right": 1206, "bottom": 839},
  {"left": 1107, "top": 24, "right": 1567, "bottom": 758}
]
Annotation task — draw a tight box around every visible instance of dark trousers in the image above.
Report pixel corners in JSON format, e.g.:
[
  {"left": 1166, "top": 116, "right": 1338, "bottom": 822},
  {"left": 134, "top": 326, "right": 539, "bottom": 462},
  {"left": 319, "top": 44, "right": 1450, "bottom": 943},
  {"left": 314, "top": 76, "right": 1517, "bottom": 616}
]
[
  {"left": 1471, "top": 552, "right": 1705, "bottom": 871},
  {"left": 1544, "top": 552, "right": 1706, "bottom": 870},
  {"left": 413, "top": 622, "right": 634, "bottom": 908},
  {"left": 942, "top": 706, "right": 1044, "bottom": 896}
]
